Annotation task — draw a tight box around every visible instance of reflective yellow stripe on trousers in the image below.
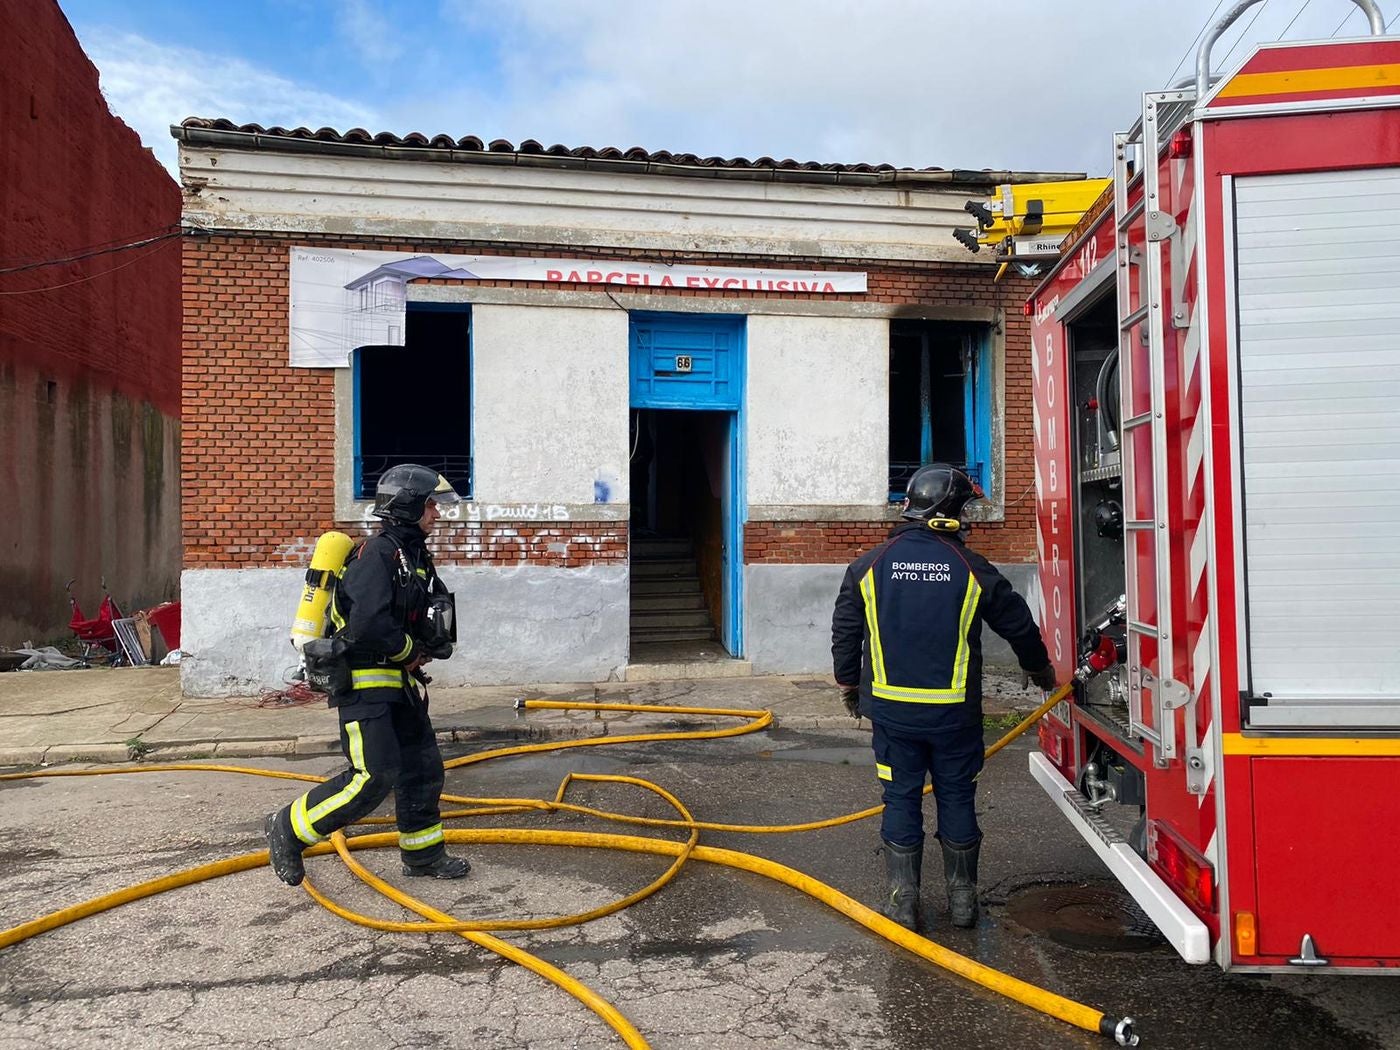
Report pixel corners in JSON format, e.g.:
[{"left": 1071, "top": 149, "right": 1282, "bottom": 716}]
[
  {"left": 351, "top": 668, "right": 405, "bottom": 690},
  {"left": 290, "top": 721, "right": 371, "bottom": 845},
  {"left": 400, "top": 823, "right": 445, "bottom": 851}
]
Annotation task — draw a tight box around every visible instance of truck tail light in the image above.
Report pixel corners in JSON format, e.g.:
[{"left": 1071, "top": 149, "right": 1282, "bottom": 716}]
[
  {"left": 1234, "top": 911, "right": 1257, "bottom": 957},
  {"left": 1147, "top": 819, "right": 1216, "bottom": 913}
]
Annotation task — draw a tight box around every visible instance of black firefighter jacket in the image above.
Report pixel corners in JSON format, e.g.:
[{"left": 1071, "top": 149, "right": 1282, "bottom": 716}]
[
  {"left": 330, "top": 521, "right": 439, "bottom": 711},
  {"left": 832, "top": 521, "right": 1049, "bottom": 733}
]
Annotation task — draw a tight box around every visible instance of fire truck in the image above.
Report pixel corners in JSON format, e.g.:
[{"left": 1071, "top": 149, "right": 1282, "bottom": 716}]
[{"left": 1026, "top": 1, "right": 1400, "bottom": 972}]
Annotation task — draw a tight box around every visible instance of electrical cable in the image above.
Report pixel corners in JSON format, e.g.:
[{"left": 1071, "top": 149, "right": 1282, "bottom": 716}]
[
  {"left": 0, "top": 228, "right": 181, "bottom": 276},
  {"left": 0, "top": 685, "right": 1139, "bottom": 1046},
  {"left": 0, "top": 237, "right": 179, "bottom": 296},
  {"left": 1277, "top": 0, "right": 1316, "bottom": 39},
  {"left": 1329, "top": 5, "right": 1358, "bottom": 33},
  {"left": 1167, "top": 0, "right": 1231, "bottom": 85},
  {"left": 1219, "top": 0, "right": 1272, "bottom": 69}
]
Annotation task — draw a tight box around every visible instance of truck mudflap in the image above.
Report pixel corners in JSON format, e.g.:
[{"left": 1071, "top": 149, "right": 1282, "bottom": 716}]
[{"left": 1029, "top": 751, "right": 1211, "bottom": 964}]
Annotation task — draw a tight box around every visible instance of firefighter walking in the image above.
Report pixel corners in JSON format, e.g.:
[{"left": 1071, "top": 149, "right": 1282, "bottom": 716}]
[
  {"left": 832, "top": 464, "right": 1056, "bottom": 930},
  {"left": 265, "top": 464, "right": 472, "bottom": 886}
]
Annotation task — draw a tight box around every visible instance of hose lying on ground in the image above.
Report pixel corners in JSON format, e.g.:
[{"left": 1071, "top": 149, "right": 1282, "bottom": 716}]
[{"left": 0, "top": 684, "right": 1139, "bottom": 1047}]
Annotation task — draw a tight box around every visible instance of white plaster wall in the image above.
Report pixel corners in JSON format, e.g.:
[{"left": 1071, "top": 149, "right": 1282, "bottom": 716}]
[
  {"left": 745, "top": 315, "right": 889, "bottom": 508},
  {"left": 179, "top": 147, "right": 994, "bottom": 263},
  {"left": 471, "top": 304, "right": 630, "bottom": 505},
  {"left": 180, "top": 565, "right": 630, "bottom": 696},
  {"left": 745, "top": 563, "right": 847, "bottom": 675},
  {"left": 744, "top": 561, "right": 1047, "bottom": 678},
  {"left": 180, "top": 568, "right": 307, "bottom": 696}
]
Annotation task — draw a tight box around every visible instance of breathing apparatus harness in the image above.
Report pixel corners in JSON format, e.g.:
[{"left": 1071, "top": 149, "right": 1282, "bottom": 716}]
[{"left": 300, "top": 530, "right": 456, "bottom": 698}]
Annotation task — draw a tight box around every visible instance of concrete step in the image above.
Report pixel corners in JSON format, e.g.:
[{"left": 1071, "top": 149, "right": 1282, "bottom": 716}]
[
  {"left": 629, "top": 626, "right": 717, "bottom": 643},
  {"left": 630, "top": 592, "right": 707, "bottom": 612},
  {"left": 631, "top": 576, "right": 701, "bottom": 596},
  {"left": 624, "top": 658, "right": 753, "bottom": 681},
  {"left": 631, "top": 609, "right": 713, "bottom": 630},
  {"left": 631, "top": 558, "right": 698, "bottom": 578},
  {"left": 631, "top": 539, "right": 694, "bottom": 559}
]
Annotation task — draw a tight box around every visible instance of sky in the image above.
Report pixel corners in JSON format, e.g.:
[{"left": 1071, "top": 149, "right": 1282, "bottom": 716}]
[{"left": 60, "top": 0, "right": 1400, "bottom": 178}]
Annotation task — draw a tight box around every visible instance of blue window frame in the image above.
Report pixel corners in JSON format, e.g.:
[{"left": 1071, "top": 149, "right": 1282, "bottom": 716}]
[
  {"left": 888, "top": 321, "right": 992, "bottom": 500},
  {"left": 353, "top": 302, "right": 472, "bottom": 499}
]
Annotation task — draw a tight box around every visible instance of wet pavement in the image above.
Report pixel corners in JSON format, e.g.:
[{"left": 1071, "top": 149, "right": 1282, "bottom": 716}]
[{"left": 1, "top": 724, "right": 1396, "bottom": 1049}]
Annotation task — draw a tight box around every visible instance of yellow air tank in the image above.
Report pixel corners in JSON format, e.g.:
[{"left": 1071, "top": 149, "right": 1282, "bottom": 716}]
[{"left": 290, "top": 531, "right": 356, "bottom": 650}]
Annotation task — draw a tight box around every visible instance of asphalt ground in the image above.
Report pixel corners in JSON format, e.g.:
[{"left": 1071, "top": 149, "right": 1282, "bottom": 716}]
[{"left": 2, "top": 723, "right": 1398, "bottom": 1050}]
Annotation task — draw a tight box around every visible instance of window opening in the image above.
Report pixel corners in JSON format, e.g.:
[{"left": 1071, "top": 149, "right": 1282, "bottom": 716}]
[
  {"left": 353, "top": 304, "right": 471, "bottom": 499},
  {"left": 888, "top": 321, "right": 990, "bottom": 499}
]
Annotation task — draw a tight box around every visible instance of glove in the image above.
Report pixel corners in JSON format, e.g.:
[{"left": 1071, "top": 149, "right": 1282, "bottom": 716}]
[
  {"left": 1027, "top": 664, "right": 1059, "bottom": 692},
  {"left": 839, "top": 686, "right": 861, "bottom": 720}
]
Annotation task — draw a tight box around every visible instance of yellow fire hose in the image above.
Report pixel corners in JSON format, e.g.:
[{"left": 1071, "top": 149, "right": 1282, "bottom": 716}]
[{"left": 0, "top": 684, "right": 1139, "bottom": 1047}]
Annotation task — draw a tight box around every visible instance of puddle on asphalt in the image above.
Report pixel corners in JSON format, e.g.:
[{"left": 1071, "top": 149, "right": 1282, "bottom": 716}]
[{"left": 1005, "top": 881, "right": 1165, "bottom": 952}]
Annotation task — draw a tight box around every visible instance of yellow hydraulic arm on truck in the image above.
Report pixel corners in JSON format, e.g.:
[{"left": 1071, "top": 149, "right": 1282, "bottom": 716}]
[{"left": 954, "top": 178, "right": 1110, "bottom": 278}]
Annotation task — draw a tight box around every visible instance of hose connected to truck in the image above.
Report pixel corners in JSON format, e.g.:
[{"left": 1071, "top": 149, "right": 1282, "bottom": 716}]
[{"left": 0, "top": 681, "right": 1140, "bottom": 1047}]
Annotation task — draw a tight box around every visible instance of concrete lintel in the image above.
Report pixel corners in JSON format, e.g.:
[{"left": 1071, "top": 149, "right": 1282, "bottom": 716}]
[
  {"left": 747, "top": 504, "right": 900, "bottom": 522},
  {"left": 407, "top": 284, "right": 999, "bottom": 323},
  {"left": 745, "top": 501, "right": 1005, "bottom": 524}
]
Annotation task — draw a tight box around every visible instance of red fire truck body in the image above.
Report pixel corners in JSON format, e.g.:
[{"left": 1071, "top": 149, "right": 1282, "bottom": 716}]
[{"left": 1027, "top": 15, "right": 1400, "bottom": 972}]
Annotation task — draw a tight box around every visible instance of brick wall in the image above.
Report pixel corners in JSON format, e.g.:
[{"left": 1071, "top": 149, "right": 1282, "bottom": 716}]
[
  {"left": 1, "top": 0, "right": 182, "bottom": 642},
  {"left": 184, "top": 230, "right": 1037, "bottom": 570},
  {"left": 745, "top": 513, "right": 1036, "bottom": 567}
]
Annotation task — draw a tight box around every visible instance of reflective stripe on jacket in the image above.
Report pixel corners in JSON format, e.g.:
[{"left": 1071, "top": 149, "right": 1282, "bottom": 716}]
[
  {"left": 832, "top": 521, "right": 1049, "bottom": 732},
  {"left": 327, "top": 522, "right": 440, "bottom": 704}
]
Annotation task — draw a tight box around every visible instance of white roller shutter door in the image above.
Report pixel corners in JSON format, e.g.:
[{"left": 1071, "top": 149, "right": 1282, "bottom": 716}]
[{"left": 1235, "top": 167, "right": 1400, "bottom": 713}]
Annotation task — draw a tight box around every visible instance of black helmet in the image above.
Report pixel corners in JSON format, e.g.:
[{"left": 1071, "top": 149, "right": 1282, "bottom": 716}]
[
  {"left": 373, "top": 463, "right": 461, "bottom": 522},
  {"left": 902, "top": 463, "right": 982, "bottom": 523}
]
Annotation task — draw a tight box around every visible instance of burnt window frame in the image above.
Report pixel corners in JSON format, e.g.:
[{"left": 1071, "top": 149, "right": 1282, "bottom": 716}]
[
  {"left": 888, "top": 320, "right": 993, "bottom": 501},
  {"left": 352, "top": 302, "right": 472, "bottom": 500}
]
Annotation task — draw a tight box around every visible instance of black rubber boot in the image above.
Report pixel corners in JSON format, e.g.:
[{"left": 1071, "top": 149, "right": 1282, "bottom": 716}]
[
  {"left": 264, "top": 810, "right": 306, "bottom": 887},
  {"left": 402, "top": 852, "right": 472, "bottom": 879},
  {"left": 881, "top": 840, "right": 922, "bottom": 931},
  {"left": 941, "top": 837, "right": 981, "bottom": 928}
]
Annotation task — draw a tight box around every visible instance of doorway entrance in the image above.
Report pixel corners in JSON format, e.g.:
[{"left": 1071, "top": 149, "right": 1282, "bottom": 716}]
[{"left": 628, "top": 313, "right": 745, "bottom": 660}]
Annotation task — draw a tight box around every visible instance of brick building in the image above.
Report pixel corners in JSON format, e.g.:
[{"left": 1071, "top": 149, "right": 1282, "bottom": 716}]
[
  {"left": 0, "top": 0, "right": 181, "bottom": 646},
  {"left": 174, "top": 117, "right": 1071, "bottom": 695}
]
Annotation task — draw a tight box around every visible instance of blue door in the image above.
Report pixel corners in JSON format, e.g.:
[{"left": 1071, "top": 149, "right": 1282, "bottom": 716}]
[{"left": 629, "top": 314, "right": 746, "bottom": 656}]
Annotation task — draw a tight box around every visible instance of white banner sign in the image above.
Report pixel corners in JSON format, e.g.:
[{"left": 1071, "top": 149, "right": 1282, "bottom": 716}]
[{"left": 289, "top": 247, "right": 867, "bottom": 367}]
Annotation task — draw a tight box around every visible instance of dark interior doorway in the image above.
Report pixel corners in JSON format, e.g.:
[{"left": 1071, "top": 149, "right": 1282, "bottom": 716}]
[{"left": 629, "top": 409, "right": 731, "bottom": 654}]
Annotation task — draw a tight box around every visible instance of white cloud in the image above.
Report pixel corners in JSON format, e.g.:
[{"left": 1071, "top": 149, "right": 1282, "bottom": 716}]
[
  {"left": 427, "top": 0, "right": 1378, "bottom": 176},
  {"left": 78, "top": 30, "right": 379, "bottom": 174},
  {"left": 337, "top": 0, "right": 404, "bottom": 67}
]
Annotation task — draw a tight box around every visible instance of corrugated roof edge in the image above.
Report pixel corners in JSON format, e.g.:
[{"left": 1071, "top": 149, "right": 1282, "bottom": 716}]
[{"left": 171, "top": 118, "right": 1085, "bottom": 188}]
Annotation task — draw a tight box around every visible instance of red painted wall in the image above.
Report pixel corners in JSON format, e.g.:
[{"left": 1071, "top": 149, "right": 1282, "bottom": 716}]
[{"left": 0, "top": 0, "right": 182, "bottom": 644}]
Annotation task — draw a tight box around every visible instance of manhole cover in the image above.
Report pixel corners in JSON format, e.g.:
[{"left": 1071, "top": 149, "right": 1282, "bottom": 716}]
[{"left": 1005, "top": 884, "right": 1165, "bottom": 952}]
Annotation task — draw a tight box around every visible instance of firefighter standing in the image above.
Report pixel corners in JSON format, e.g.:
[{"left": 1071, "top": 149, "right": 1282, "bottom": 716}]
[
  {"left": 265, "top": 464, "right": 472, "bottom": 886},
  {"left": 832, "top": 464, "right": 1056, "bottom": 931}
]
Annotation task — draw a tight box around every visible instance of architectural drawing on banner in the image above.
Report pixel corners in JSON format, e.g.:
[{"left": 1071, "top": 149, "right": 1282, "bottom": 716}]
[
  {"left": 343, "top": 257, "right": 480, "bottom": 350},
  {"left": 289, "top": 247, "right": 867, "bottom": 368}
]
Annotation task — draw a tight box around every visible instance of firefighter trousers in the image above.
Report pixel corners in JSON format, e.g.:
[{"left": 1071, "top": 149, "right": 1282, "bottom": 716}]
[
  {"left": 281, "top": 693, "right": 448, "bottom": 867},
  {"left": 872, "top": 719, "right": 984, "bottom": 849}
]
